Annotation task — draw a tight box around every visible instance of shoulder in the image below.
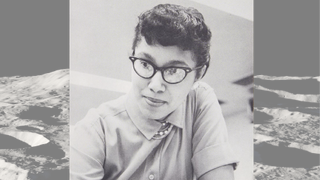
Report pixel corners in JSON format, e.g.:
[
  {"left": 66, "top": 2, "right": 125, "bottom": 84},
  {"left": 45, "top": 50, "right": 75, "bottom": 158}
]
[
  {"left": 75, "top": 95, "right": 127, "bottom": 128},
  {"left": 188, "top": 81, "right": 219, "bottom": 106},
  {"left": 96, "top": 95, "right": 127, "bottom": 119},
  {"left": 192, "top": 81, "right": 214, "bottom": 91},
  {"left": 186, "top": 81, "right": 223, "bottom": 124}
]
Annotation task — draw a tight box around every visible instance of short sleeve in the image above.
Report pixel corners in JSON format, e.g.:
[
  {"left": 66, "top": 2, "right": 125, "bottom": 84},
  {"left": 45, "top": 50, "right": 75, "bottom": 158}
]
[
  {"left": 70, "top": 108, "right": 106, "bottom": 180},
  {"left": 191, "top": 82, "right": 239, "bottom": 178}
]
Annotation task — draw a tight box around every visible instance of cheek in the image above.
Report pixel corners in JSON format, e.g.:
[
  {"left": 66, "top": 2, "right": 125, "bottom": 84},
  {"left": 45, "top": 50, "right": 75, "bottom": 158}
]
[
  {"left": 131, "top": 71, "right": 148, "bottom": 91},
  {"left": 131, "top": 69, "right": 137, "bottom": 82}
]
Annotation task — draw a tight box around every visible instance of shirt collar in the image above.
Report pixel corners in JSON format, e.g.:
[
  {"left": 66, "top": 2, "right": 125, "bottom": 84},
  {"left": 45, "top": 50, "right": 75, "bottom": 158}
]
[
  {"left": 125, "top": 95, "right": 184, "bottom": 140},
  {"left": 164, "top": 102, "right": 184, "bottom": 129}
]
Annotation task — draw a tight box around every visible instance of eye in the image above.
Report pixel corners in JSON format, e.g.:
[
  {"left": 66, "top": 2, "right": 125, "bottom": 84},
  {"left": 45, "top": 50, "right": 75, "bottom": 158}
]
[
  {"left": 166, "top": 68, "right": 179, "bottom": 75},
  {"left": 164, "top": 68, "right": 186, "bottom": 83},
  {"left": 139, "top": 61, "right": 152, "bottom": 70}
]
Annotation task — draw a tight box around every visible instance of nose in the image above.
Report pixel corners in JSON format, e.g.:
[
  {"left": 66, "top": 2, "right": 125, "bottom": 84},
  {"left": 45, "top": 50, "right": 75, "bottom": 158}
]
[{"left": 148, "top": 71, "right": 165, "bottom": 93}]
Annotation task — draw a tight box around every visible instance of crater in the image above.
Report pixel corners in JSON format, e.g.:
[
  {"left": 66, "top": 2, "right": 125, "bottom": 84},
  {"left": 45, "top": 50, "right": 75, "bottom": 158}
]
[
  {"left": 2, "top": 131, "right": 49, "bottom": 147},
  {"left": 16, "top": 126, "right": 40, "bottom": 131}
]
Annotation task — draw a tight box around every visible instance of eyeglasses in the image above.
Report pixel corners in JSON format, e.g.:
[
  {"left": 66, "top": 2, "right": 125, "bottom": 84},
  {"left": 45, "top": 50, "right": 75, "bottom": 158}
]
[{"left": 129, "top": 56, "right": 205, "bottom": 84}]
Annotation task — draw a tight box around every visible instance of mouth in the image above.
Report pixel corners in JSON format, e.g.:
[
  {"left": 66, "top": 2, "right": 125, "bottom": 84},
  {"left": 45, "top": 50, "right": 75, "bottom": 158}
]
[{"left": 143, "top": 96, "right": 166, "bottom": 107}]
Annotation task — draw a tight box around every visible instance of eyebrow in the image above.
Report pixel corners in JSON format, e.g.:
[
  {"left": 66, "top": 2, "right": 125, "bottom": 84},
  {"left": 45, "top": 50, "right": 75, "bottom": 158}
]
[{"left": 138, "top": 52, "right": 190, "bottom": 68}]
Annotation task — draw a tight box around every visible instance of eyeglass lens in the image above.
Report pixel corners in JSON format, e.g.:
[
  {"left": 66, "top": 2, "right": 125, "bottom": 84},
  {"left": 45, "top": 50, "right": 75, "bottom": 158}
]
[
  {"left": 133, "top": 59, "right": 187, "bottom": 83},
  {"left": 134, "top": 60, "right": 154, "bottom": 77}
]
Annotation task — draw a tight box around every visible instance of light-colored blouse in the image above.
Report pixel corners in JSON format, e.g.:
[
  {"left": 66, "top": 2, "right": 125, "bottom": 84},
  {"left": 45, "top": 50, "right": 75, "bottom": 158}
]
[{"left": 70, "top": 82, "right": 238, "bottom": 180}]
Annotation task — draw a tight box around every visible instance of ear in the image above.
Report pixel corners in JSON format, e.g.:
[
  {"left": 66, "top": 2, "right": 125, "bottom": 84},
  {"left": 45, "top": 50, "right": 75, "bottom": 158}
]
[{"left": 195, "top": 65, "right": 207, "bottom": 81}]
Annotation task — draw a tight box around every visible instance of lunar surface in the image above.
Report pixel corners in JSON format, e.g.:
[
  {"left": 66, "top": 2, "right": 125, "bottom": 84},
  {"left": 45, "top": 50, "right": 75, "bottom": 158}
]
[
  {"left": 0, "top": 69, "right": 69, "bottom": 180},
  {"left": 254, "top": 75, "right": 320, "bottom": 180}
]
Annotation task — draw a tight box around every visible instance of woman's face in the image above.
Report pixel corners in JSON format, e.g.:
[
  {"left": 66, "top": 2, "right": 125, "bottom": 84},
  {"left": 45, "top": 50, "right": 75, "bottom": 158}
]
[{"left": 130, "top": 38, "right": 198, "bottom": 120}]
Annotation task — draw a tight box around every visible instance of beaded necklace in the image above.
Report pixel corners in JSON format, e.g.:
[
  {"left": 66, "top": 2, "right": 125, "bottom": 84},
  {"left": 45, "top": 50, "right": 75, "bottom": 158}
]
[{"left": 152, "top": 121, "right": 173, "bottom": 140}]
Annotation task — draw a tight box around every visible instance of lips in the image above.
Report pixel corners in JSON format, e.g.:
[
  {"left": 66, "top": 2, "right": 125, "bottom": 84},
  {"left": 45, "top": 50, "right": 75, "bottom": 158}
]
[{"left": 143, "top": 96, "right": 166, "bottom": 107}]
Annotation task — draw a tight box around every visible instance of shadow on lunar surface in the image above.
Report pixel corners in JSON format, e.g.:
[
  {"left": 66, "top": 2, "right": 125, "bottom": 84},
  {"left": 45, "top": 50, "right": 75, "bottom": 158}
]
[
  {"left": 2, "top": 131, "right": 49, "bottom": 147},
  {"left": 254, "top": 110, "right": 274, "bottom": 124},
  {"left": 254, "top": 89, "right": 319, "bottom": 108},
  {"left": 16, "top": 126, "right": 40, "bottom": 131},
  {"left": 287, "top": 107, "right": 320, "bottom": 117},
  {"left": 254, "top": 78, "right": 320, "bottom": 95},
  {"left": 28, "top": 168, "right": 69, "bottom": 180},
  {"left": 254, "top": 142, "right": 320, "bottom": 170},
  {"left": 18, "top": 106, "right": 61, "bottom": 119},
  {"left": 18, "top": 106, "right": 66, "bottom": 125},
  {"left": 0, "top": 133, "right": 31, "bottom": 149},
  {"left": 25, "top": 143, "right": 65, "bottom": 159}
]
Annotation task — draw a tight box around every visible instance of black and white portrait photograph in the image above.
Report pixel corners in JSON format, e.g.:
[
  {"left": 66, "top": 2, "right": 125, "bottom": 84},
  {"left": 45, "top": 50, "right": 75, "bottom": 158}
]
[{"left": 70, "top": 0, "right": 253, "bottom": 179}]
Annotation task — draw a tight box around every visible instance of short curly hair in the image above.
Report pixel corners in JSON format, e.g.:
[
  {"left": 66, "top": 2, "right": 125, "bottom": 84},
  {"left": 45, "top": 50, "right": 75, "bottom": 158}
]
[{"left": 132, "top": 4, "right": 212, "bottom": 79}]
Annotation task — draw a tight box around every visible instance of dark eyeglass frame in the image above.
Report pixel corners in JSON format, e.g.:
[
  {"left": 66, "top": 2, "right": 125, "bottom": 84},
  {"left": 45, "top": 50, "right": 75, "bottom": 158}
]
[{"left": 129, "top": 56, "right": 206, "bottom": 84}]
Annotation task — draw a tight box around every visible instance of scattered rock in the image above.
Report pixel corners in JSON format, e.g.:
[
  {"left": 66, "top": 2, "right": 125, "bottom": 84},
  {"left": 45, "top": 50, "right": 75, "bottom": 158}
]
[
  {"left": 0, "top": 69, "right": 69, "bottom": 178},
  {"left": 254, "top": 76, "right": 320, "bottom": 179}
]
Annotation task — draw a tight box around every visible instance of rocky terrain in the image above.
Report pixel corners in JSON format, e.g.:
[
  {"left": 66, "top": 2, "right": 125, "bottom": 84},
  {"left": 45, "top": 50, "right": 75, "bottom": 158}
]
[
  {"left": 0, "top": 69, "right": 69, "bottom": 180},
  {"left": 253, "top": 75, "right": 320, "bottom": 180}
]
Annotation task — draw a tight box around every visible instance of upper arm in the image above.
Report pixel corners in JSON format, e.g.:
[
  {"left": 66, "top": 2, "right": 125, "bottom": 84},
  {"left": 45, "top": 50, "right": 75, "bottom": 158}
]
[
  {"left": 70, "top": 109, "right": 106, "bottom": 180},
  {"left": 191, "top": 82, "right": 239, "bottom": 178},
  {"left": 198, "top": 165, "right": 235, "bottom": 180},
  {"left": 192, "top": 85, "right": 229, "bottom": 151}
]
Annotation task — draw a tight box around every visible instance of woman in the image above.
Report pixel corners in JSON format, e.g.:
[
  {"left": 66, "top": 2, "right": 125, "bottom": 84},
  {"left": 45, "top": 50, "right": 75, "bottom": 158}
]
[{"left": 71, "top": 4, "right": 238, "bottom": 180}]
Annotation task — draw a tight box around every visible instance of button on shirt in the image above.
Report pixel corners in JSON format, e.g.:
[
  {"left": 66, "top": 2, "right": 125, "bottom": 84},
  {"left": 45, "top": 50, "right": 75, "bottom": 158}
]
[
  {"left": 148, "top": 174, "right": 155, "bottom": 180},
  {"left": 70, "top": 82, "right": 239, "bottom": 180}
]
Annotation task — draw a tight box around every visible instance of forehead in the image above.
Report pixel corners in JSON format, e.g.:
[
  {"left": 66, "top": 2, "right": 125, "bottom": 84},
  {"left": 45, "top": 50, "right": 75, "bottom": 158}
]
[{"left": 134, "top": 38, "right": 196, "bottom": 68}]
